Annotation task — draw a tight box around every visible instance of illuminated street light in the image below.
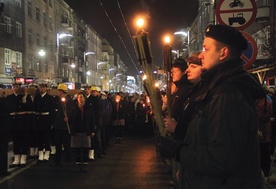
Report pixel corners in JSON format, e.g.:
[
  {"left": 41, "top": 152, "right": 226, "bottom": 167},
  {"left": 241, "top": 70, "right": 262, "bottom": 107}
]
[
  {"left": 164, "top": 36, "right": 171, "bottom": 44},
  {"left": 172, "top": 50, "right": 178, "bottom": 54},
  {"left": 70, "top": 63, "right": 76, "bottom": 68},
  {"left": 174, "top": 31, "right": 188, "bottom": 36},
  {"left": 38, "top": 50, "right": 46, "bottom": 56},
  {"left": 86, "top": 71, "right": 91, "bottom": 76},
  {"left": 136, "top": 18, "right": 144, "bottom": 28}
]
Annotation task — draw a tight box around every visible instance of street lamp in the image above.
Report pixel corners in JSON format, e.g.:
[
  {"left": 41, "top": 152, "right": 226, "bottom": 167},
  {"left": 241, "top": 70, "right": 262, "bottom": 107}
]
[
  {"left": 56, "top": 33, "right": 73, "bottom": 79},
  {"left": 38, "top": 49, "right": 46, "bottom": 57},
  {"left": 174, "top": 30, "right": 189, "bottom": 58}
]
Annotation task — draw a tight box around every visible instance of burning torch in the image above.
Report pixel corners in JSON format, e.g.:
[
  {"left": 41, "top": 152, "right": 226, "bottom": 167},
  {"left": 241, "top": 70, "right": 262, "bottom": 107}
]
[
  {"left": 133, "top": 18, "right": 165, "bottom": 136},
  {"left": 163, "top": 35, "right": 173, "bottom": 118},
  {"left": 61, "top": 97, "right": 71, "bottom": 134}
]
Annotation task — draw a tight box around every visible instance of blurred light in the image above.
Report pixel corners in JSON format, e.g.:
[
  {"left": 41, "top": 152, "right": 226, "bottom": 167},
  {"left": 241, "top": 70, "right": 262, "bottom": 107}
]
[
  {"left": 86, "top": 71, "right": 91, "bottom": 75},
  {"left": 172, "top": 50, "right": 178, "bottom": 54},
  {"left": 70, "top": 63, "right": 76, "bottom": 68},
  {"left": 174, "top": 31, "right": 188, "bottom": 36},
  {"left": 136, "top": 18, "right": 144, "bottom": 28},
  {"left": 142, "top": 74, "right": 147, "bottom": 80},
  {"left": 58, "top": 33, "right": 73, "bottom": 38},
  {"left": 164, "top": 36, "right": 171, "bottom": 44},
  {"left": 38, "top": 50, "right": 46, "bottom": 56}
]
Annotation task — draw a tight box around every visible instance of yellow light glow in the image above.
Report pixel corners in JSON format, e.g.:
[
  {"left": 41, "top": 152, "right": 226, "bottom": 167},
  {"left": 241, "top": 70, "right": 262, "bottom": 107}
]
[
  {"left": 136, "top": 18, "right": 144, "bottom": 28},
  {"left": 164, "top": 36, "right": 171, "bottom": 44},
  {"left": 142, "top": 74, "right": 147, "bottom": 80},
  {"left": 155, "top": 83, "right": 159, "bottom": 87},
  {"left": 61, "top": 97, "right": 66, "bottom": 102}
]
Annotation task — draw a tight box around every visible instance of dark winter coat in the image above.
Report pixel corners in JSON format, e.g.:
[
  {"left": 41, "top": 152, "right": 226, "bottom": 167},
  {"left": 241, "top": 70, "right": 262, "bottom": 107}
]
[
  {"left": 112, "top": 100, "right": 126, "bottom": 120},
  {"left": 177, "top": 59, "right": 265, "bottom": 189},
  {"left": 70, "top": 103, "right": 96, "bottom": 135},
  {"left": 171, "top": 74, "right": 192, "bottom": 120},
  {"left": 52, "top": 95, "right": 75, "bottom": 131},
  {"left": 7, "top": 93, "right": 33, "bottom": 131},
  {"left": 33, "top": 93, "right": 54, "bottom": 131}
]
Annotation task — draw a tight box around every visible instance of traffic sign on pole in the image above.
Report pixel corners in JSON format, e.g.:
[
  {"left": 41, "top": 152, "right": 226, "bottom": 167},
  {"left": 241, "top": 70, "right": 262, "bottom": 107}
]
[
  {"left": 216, "top": 0, "right": 257, "bottom": 30},
  {"left": 241, "top": 32, "right": 257, "bottom": 70}
]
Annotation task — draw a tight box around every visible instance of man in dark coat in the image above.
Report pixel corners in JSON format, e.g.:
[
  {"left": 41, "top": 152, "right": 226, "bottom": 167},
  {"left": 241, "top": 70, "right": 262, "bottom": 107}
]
[
  {"left": 159, "top": 25, "right": 265, "bottom": 189},
  {"left": 51, "top": 83, "right": 74, "bottom": 166},
  {"left": 33, "top": 83, "right": 54, "bottom": 163},
  {"left": 7, "top": 83, "right": 33, "bottom": 167}
]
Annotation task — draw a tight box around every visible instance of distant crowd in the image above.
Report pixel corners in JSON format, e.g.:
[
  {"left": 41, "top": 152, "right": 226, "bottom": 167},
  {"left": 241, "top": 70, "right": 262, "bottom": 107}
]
[{"left": 0, "top": 83, "right": 155, "bottom": 176}]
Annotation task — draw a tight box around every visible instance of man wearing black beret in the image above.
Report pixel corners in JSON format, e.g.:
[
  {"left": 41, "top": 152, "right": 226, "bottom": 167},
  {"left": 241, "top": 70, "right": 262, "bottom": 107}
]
[{"left": 158, "top": 24, "right": 265, "bottom": 188}]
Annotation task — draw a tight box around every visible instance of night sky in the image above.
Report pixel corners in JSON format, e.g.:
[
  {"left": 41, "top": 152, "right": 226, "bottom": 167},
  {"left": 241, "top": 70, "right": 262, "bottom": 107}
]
[{"left": 64, "top": 0, "right": 199, "bottom": 76}]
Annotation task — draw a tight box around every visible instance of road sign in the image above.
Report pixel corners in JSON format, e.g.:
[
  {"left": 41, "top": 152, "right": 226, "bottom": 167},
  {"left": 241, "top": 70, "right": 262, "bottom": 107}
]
[
  {"left": 216, "top": 0, "right": 257, "bottom": 30},
  {"left": 241, "top": 32, "right": 257, "bottom": 70}
]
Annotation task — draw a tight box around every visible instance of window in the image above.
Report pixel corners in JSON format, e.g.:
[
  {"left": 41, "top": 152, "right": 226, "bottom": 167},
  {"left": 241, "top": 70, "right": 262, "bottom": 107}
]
[
  {"left": 14, "top": 0, "right": 21, "bottom": 7},
  {"left": 43, "top": 11, "right": 47, "bottom": 27},
  {"left": 5, "top": 49, "right": 11, "bottom": 66},
  {"left": 4, "top": 16, "right": 11, "bottom": 33},
  {"left": 43, "top": 37, "right": 47, "bottom": 46},
  {"left": 28, "top": 29, "right": 33, "bottom": 44},
  {"left": 28, "top": 54, "right": 34, "bottom": 70},
  {"left": 16, "top": 22, "right": 22, "bottom": 37},
  {"left": 16, "top": 52, "right": 22, "bottom": 68},
  {"left": 36, "top": 7, "right": 40, "bottom": 23},
  {"left": 49, "top": 16, "right": 53, "bottom": 30},
  {"left": 27, "top": 1, "right": 32, "bottom": 17},
  {"left": 36, "top": 60, "right": 41, "bottom": 72},
  {"left": 45, "top": 61, "right": 48, "bottom": 72},
  {"left": 36, "top": 33, "right": 40, "bottom": 46},
  {"left": 49, "top": 0, "right": 52, "bottom": 7}
]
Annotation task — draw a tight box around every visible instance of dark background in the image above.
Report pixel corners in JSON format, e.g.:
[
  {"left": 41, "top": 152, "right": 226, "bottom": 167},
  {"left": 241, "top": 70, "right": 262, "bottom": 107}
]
[{"left": 64, "top": 0, "right": 199, "bottom": 76}]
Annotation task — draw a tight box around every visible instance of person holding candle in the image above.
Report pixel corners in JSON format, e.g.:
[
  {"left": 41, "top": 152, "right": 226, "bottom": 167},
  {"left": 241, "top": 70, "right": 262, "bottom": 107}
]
[
  {"left": 51, "top": 83, "right": 74, "bottom": 166},
  {"left": 112, "top": 93, "right": 126, "bottom": 143}
]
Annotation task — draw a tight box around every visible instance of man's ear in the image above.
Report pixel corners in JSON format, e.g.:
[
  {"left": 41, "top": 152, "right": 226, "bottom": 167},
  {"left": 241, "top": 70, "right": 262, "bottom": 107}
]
[{"left": 219, "top": 47, "right": 229, "bottom": 61}]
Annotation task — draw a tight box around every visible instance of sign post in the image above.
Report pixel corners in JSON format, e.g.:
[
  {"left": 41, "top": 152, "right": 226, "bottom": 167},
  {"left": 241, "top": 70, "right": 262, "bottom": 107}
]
[{"left": 216, "top": 0, "right": 257, "bottom": 30}]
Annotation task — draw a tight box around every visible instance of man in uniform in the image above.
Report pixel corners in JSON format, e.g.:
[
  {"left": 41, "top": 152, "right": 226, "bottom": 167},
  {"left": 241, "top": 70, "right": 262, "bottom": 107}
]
[
  {"left": 7, "top": 82, "right": 33, "bottom": 167},
  {"left": 33, "top": 83, "right": 54, "bottom": 163}
]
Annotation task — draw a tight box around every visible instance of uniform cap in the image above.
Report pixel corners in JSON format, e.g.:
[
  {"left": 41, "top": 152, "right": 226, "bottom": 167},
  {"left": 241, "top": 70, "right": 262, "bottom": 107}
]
[
  {"left": 57, "top": 83, "right": 68, "bottom": 92},
  {"left": 205, "top": 24, "right": 248, "bottom": 52},
  {"left": 84, "top": 84, "right": 91, "bottom": 89},
  {"left": 38, "top": 83, "right": 48, "bottom": 87},
  {"left": 96, "top": 87, "right": 101, "bottom": 92},
  {"left": 91, "top": 86, "right": 97, "bottom": 91}
]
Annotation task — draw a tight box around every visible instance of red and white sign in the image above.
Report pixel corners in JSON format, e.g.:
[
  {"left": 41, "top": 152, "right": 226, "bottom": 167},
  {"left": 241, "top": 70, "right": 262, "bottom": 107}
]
[
  {"left": 216, "top": 0, "right": 257, "bottom": 30},
  {"left": 241, "top": 32, "right": 257, "bottom": 70}
]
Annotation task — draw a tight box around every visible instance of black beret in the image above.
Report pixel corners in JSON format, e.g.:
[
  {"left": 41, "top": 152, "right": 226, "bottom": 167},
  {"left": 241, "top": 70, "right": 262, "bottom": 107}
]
[
  {"left": 172, "top": 58, "right": 188, "bottom": 72},
  {"left": 205, "top": 24, "right": 248, "bottom": 52}
]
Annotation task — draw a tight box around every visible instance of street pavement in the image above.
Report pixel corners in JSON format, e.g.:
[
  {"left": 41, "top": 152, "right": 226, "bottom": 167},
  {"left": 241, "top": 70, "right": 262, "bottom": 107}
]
[{"left": 0, "top": 135, "right": 173, "bottom": 189}]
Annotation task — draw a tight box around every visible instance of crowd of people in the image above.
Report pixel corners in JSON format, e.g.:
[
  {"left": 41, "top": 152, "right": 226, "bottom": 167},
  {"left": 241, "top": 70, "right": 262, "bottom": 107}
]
[
  {"left": 1, "top": 24, "right": 276, "bottom": 189},
  {"left": 0, "top": 82, "right": 154, "bottom": 176},
  {"left": 157, "top": 24, "right": 276, "bottom": 189}
]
